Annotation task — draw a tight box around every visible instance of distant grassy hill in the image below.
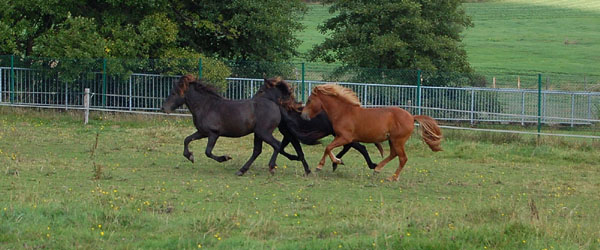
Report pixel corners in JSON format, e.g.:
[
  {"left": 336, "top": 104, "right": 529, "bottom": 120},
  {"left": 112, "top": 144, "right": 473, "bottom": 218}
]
[
  {"left": 297, "top": 1, "right": 600, "bottom": 88},
  {"left": 463, "top": 0, "right": 600, "bottom": 76}
]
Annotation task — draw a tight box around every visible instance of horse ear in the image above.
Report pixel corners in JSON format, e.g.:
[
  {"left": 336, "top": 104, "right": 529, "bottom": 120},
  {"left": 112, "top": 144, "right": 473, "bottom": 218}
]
[{"left": 264, "top": 77, "right": 276, "bottom": 88}]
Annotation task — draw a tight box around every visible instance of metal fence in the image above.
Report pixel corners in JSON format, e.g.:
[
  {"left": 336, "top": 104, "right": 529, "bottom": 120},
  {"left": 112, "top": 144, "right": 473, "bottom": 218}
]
[{"left": 1, "top": 67, "right": 599, "bottom": 127}]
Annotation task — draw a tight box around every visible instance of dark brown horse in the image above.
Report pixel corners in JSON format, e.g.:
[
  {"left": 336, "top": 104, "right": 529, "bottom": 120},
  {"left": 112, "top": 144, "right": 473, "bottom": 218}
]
[
  {"left": 301, "top": 84, "right": 443, "bottom": 181},
  {"left": 162, "top": 75, "right": 293, "bottom": 176}
]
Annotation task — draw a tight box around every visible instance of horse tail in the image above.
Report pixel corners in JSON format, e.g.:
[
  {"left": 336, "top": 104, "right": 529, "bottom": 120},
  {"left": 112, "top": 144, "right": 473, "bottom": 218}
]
[
  {"left": 295, "top": 131, "right": 326, "bottom": 145},
  {"left": 280, "top": 107, "right": 323, "bottom": 145},
  {"left": 413, "top": 115, "right": 443, "bottom": 152}
]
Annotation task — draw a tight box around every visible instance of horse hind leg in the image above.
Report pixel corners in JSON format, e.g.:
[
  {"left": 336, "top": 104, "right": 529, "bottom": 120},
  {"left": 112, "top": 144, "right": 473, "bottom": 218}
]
[
  {"left": 205, "top": 134, "right": 232, "bottom": 162},
  {"left": 373, "top": 142, "right": 397, "bottom": 175},
  {"left": 279, "top": 132, "right": 299, "bottom": 161},
  {"left": 236, "top": 136, "right": 263, "bottom": 176},
  {"left": 387, "top": 137, "right": 409, "bottom": 182}
]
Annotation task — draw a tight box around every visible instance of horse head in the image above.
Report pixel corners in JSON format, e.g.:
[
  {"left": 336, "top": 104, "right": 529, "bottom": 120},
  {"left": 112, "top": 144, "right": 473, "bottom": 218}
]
[
  {"left": 258, "top": 77, "right": 301, "bottom": 112},
  {"left": 301, "top": 84, "right": 360, "bottom": 120},
  {"left": 162, "top": 74, "right": 195, "bottom": 113},
  {"left": 300, "top": 91, "right": 323, "bottom": 120}
]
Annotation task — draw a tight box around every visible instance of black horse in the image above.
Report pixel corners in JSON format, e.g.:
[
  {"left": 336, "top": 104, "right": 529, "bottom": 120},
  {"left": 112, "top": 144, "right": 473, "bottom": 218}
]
[
  {"left": 257, "top": 77, "right": 382, "bottom": 171},
  {"left": 161, "top": 75, "right": 310, "bottom": 176}
]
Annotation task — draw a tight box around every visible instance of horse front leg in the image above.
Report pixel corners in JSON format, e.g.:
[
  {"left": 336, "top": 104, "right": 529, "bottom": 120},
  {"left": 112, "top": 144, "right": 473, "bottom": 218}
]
[
  {"left": 288, "top": 136, "right": 311, "bottom": 175},
  {"left": 349, "top": 142, "right": 378, "bottom": 170},
  {"left": 278, "top": 135, "right": 299, "bottom": 161},
  {"left": 183, "top": 131, "right": 206, "bottom": 163},
  {"left": 205, "top": 133, "right": 232, "bottom": 162},
  {"left": 332, "top": 143, "right": 352, "bottom": 172},
  {"left": 317, "top": 136, "right": 350, "bottom": 171}
]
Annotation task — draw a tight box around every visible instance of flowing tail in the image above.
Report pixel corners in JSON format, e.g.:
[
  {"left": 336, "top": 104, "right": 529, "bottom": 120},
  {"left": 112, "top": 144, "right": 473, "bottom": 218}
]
[
  {"left": 279, "top": 107, "right": 324, "bottom": 145},
  {"left": 413, "top": 115, "right": 443, "bottom": 152}
]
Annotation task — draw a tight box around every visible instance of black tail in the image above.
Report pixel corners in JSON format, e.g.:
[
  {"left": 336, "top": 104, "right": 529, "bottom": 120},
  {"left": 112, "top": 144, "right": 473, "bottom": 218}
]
[{"left": 279, "top": 107, "right": 328, "bottom": 145}]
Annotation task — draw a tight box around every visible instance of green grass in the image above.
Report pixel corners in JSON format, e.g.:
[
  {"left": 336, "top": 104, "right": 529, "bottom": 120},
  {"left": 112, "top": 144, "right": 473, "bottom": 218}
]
[
  {"left": 463, "top": 1, "right": 600, "bottom": 76},
  {"left": 1, "top": 107, "right": 600, "bottom": 249},
  {"left": 296, "top": 1, "right": 600, "bottom": 88},
  {"left": 297, "top": 4, "right": 330, "bottom": 57}
]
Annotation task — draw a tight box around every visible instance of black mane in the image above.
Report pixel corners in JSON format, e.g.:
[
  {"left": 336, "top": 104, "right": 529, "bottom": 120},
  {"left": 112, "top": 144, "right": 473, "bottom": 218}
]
[{"left": 192, "top": 79, "right": 225, "bottom": 99}]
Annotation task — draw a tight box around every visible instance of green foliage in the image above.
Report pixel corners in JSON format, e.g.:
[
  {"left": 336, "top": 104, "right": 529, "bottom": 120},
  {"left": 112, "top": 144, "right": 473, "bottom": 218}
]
[
  {"left": 0, "top": 0, "right": 307, "bottom": 88},
  {"left": 29, "top": 16, "right": 105, "bottom": 82},
  {"left": 309, "top": 0, "right": 472, "bottom": 75},
  {"left": 227, "top": 61, "right": 300, "bottom": 80},
  {"left": 0, "top": 0, "right": 76, "bottom": 56},
  {"left": 170, "top": 0, "right": 307, "bottom": 62},
  {"left": 158, "top": 49, "right": 231, "bottom": 91}
]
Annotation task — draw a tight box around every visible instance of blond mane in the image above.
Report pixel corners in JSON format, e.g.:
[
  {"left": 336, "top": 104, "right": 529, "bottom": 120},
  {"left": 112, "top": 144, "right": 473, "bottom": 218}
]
[{"left": 312, "top": 84, "right": 361, "bottom": 106}]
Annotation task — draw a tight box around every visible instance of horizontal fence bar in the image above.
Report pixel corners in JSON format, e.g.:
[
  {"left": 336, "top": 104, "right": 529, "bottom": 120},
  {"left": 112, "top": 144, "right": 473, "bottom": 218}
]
[
  {"left": 0, "top": 68, "right": 598, "bottom": 127},
  {"left": 4, "top": 102, "right": 598, "bottom": 140}
]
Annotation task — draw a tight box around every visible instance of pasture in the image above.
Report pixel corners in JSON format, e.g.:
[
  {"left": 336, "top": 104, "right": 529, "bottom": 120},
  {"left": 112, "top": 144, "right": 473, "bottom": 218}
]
[
  {"left": 1, "top": 107, "right": 599, "bottom": 249},
  {"left": 298, "top": 0, "right": 600, "bottom": 84}
]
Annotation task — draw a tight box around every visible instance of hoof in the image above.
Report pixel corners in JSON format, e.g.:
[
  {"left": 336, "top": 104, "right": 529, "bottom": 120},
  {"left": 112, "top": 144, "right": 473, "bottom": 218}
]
[
  {"left": 217, "top": 155, "right": 232, "bottom": 162},
  {"left": 269, "top": 167, "right": 276, "bottom": 175},
  {"left": 333, "top": 158, "right": 344, "bottom": 165},
  {"left": 332, "top": 164, "right": 338, "bottom": 172},
  {"left": 315, "top": 167, "right": 322, "bottom": 172},
  {"left": 368, "top": 163, "right": 377, "bottom": 169},
  {"left": 303, "top": 170, "right": 312, "bottom": 176},
  {"left": 235, "top": 171, "right": 245, "bottom": 176},
  {"left": 187, "top": 154, "right": 195, "bottom": 163},
  {"left": 386, "top": 176, "right": 399, "bottom": 182}
]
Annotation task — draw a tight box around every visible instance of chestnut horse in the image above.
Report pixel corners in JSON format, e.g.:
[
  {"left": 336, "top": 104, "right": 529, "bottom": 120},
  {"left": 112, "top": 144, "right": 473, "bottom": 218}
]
[{"left": 301, "top": 84, "right": 442, "bottom": 181}]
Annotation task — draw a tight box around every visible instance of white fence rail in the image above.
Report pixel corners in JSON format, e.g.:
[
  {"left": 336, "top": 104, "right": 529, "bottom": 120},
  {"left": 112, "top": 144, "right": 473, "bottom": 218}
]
[{"left": 1, "top": 67, "right": 599, "bottom": 127}]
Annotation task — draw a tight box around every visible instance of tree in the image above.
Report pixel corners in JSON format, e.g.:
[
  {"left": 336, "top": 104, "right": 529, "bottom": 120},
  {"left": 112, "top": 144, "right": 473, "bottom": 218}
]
[
  {"left": 169, "top": 0, "right": 307, "bottom": 62},
  {"left": 0, "top": 0, "right": 308, "bottom": 62},
  {"left": 309, "top": 0, "right": 472, "bottom": 74},
  {"left": 0, "top": 0, "right": 77, "bottom": 56}
]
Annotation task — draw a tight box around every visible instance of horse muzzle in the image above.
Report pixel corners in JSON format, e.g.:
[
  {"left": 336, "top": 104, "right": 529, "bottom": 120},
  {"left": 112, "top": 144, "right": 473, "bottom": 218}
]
[
  {"left": 300, "top": 111, "right": 311, "bottom": 121},
  {"left": 161, "top": 106, "right": 172, "bottom": 114}
]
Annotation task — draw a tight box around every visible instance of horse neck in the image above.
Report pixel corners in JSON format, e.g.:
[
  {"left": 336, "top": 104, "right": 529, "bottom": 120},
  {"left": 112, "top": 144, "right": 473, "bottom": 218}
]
[
  {"left": 184, "top": 89, "right": 222, "bottom": 115},
  {"left": 255, "top": 89, "right": 283, "bottom": 103},
  {"left": 320, "top": 95, "right": 356, "bottom": 121}
]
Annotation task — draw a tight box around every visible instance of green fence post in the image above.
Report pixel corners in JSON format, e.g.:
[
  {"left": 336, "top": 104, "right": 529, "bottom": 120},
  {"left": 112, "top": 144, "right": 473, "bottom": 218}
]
[
  {"left": 417, "top": 70, "right": 422, "bottom": 115},
  {"left": 301, "top": 62, "right": 305, "bottom": 103},
  {"left": 102, "top": 58, "right": 107, "bottom": 108},
  {"left": 537, "top": 73, "right": 542, "bottom": 137},
  {"left": 10, "top": 55, "right": 14, "bottom": 103},
  {"left": 198, "top": 57, "right": 202, "bottom": 79}
]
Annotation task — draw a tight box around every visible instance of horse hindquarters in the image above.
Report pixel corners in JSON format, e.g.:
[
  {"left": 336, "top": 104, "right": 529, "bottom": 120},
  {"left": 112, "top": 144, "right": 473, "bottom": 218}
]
[{"left": 383, "top": 114, "right": 442, "bottom": 181}]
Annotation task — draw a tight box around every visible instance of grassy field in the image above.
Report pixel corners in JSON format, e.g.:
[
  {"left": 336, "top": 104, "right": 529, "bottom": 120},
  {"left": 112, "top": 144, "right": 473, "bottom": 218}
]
[
  {"left": 1, "top": 107, "right": 599, "bottom": 249},
  {"left": 297, "top": 1, "right": 600, "bottom": 88}
]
